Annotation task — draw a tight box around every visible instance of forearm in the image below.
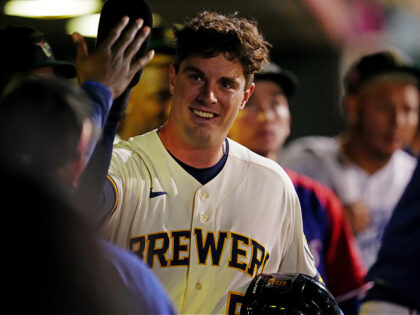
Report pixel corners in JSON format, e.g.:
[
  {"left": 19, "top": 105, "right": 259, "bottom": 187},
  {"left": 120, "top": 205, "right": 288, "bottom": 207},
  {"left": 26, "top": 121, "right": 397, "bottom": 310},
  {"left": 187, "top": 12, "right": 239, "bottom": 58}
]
[{"left": 75, "top": 88, "right": 131, "bottom": 225}]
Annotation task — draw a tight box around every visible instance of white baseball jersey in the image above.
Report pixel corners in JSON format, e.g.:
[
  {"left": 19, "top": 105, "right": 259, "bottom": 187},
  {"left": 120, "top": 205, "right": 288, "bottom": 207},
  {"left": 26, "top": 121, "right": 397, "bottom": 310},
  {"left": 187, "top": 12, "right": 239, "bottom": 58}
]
[
  {"left": 101, "top": 130, "right": 318, "bottom": 315},
  {"left": 280, "top": 136, "right": 417, "bottom": 269}
]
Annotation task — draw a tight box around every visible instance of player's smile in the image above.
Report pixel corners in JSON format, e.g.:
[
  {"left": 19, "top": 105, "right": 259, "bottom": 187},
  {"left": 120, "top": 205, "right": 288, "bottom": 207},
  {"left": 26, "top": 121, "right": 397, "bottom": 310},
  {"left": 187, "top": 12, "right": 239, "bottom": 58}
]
[
  {"left": 163, "top": 53, "right": 253, "bottom": 150},
  {"left": 189, "top": 107, "right": 219, "bottom": 120}
]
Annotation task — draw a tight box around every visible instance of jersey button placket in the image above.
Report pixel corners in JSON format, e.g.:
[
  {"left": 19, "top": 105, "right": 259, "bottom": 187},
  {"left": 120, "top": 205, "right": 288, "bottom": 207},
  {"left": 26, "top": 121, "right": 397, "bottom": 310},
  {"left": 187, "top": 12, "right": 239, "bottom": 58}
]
[
  {"left": 185, "top": 189, "right": 210, "bottom": 309},
  {"left": 195, "top": 282, "right": 202, "bottom": 290},
  {"left": 199, "top": 189, "right": 209, "bottom": 200},
  {"left": 198, "top": 189, "right": 210, "bottom": 223}
]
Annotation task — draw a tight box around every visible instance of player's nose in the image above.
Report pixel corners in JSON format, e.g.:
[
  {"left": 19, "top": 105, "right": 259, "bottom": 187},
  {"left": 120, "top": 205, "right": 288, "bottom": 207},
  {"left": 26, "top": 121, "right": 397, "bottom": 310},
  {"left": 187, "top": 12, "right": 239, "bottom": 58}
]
[{"left": 197, "top": 82, "right": 217, "bottom": 105}]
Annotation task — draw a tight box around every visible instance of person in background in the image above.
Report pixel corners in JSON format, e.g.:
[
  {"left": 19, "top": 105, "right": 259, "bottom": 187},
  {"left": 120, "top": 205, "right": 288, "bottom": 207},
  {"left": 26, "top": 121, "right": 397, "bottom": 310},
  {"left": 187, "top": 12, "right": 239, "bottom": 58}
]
[
  {"left": 279, "top": 50, "right": 420, "bottom": 270},
  {"left": 228, "top": 62, "right": 367, "bottom": 314},
  {"left": 0, "top": 16, "right": 175, "bottom": 314},
  {"left": 2, "top": 165, "right": 141, "bottom": 314},
  {"left": 0, "top": 76, "right": 175, "bottom": 315},
  {"left": 0, "top": 25, "right": 76, "bottom": 93}
]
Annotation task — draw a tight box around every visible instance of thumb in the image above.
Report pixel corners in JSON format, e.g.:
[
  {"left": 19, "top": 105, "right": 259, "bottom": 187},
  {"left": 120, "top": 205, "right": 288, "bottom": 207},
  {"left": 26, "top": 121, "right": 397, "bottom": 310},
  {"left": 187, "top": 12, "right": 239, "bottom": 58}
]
[
  {"left": 72, "top": 32, "right": 88, "bottom": 64},
  {"left": 72, "top": 32, "right": 89, "bottom": 84}
]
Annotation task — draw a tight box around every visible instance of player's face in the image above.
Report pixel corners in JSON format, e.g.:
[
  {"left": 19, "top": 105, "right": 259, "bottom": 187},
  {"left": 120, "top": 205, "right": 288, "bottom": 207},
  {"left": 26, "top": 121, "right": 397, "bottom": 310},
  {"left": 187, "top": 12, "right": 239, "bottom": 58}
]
[
  {"left": 351, "top": 80, "right": 419, "bottom": 159},
  {"left": 119, "top": 54, "right": 173, "bottom": 140},
  {"left": 166, "top": 53, "right": 253, "bottom": 149},
  {"left": 229, "top": 80, "right": 290, "bottom": 159}
]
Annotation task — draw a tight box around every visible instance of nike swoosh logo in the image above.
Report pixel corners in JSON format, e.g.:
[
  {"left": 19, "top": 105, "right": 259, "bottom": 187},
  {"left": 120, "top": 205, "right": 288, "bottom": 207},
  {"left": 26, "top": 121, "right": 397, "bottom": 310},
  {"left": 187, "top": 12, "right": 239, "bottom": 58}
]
[{"left": 149, "top": 188, "right": 167, "bottom": 198}]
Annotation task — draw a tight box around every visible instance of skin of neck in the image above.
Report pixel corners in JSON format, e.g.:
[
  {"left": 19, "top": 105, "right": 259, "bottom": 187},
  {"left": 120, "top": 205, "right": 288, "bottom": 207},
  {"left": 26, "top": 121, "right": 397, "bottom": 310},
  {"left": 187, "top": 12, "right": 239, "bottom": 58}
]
[
  {"left": 340, "top": 132, "right": 391, "bottom": 174},
  {"left": 254, "top": 147, "right": 278, "bottom": 161},
  {"left": 158, "top": 123, "right": 225, "bottom": 168}
]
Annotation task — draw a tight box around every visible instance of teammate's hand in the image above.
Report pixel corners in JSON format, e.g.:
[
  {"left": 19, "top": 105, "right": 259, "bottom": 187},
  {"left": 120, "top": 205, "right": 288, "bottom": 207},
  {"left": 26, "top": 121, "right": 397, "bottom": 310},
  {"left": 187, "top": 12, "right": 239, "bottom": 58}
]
[
  {"left": 72, "top": 16, "right": 154, "bottom": 99},
  {"left": 344, "top": 200, "right": 370, "bottom": 235}
]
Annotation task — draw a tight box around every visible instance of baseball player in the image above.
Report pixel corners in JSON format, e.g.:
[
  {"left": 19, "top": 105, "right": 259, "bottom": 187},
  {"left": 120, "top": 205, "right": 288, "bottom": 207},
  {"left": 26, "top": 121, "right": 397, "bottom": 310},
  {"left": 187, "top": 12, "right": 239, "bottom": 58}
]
[
  {"left": 280, "top": 50, "right": 420, "bottom": 269},
  {"left": 98, "top": 11, "right": 319, "bottom": 314},
  {"left": 228, "top": 63, "right": 367, "bottom": 314}
]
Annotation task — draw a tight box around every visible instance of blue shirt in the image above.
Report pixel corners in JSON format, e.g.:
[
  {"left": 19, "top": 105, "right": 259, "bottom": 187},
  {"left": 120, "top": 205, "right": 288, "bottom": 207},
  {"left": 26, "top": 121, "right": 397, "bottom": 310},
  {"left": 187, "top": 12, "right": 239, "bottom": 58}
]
[
  {"left": 101, "top": 240, "right": 176, "bottom": 314},
  {"left": 364, "top": 155, "right": 420, "bottom": 310}
]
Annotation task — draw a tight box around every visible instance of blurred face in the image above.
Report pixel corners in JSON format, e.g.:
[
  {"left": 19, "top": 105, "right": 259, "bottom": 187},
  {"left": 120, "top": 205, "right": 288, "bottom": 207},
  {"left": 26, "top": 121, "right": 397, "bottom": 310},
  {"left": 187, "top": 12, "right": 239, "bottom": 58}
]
[
  {"left": 118, "top": 54, "right": 173, "bottom": 140},
  {"left": 348, "top": 80, "right": 419, "bottom": 159},
  {"left": 229, "top": 80, "right": 291, "bottom": 158},
  {"left": 165, "top": 53, "right": 253, "bottom": 149}
]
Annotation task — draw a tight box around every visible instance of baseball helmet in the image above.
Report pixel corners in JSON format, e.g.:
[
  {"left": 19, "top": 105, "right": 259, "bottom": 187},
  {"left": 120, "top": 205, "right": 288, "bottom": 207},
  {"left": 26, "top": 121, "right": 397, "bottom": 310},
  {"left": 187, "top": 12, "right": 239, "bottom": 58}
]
[{"left": 241, "top": 273, "right": 342, "bottom": 315}]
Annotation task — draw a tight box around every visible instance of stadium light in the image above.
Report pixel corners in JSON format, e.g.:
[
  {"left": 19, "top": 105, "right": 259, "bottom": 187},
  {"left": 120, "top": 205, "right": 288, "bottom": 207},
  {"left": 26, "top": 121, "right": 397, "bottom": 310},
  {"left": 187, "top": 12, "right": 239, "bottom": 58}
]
[
  {"left": 66, "top": 14, "right": 100, "bottom": 38},
  {"left": 4, "top": 0, "right": 102, "bottom": 19}
]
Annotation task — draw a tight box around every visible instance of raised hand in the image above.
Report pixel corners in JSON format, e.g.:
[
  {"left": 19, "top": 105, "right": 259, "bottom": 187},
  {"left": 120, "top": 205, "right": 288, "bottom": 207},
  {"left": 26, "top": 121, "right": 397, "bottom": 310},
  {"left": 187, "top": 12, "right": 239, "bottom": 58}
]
[{"left": 72, "top": 17, "right": 154, "bottom": 99}]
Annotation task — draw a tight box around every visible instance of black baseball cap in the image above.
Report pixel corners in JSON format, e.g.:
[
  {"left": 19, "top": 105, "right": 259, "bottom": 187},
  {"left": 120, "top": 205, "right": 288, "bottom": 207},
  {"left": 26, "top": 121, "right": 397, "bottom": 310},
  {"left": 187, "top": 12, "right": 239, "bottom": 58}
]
[
  {"left": 97, "top": 0, "right": 153, "bottom": 89},
  {"left": 0, "top": 26, "right": 76, "bottom": 79},
  {"left": 344, "top": 49, "right": 420, "bottom": 94},
  {"left": 254, "top": 62, "right": 299, "bottom": 99}
]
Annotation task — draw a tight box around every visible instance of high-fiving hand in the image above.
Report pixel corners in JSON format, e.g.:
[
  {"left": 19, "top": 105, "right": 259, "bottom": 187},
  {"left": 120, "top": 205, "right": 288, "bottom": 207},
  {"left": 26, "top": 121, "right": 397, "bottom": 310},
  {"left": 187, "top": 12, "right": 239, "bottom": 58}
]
[{"left": 72, "top": 17, "right": 154, "bottom": 99}]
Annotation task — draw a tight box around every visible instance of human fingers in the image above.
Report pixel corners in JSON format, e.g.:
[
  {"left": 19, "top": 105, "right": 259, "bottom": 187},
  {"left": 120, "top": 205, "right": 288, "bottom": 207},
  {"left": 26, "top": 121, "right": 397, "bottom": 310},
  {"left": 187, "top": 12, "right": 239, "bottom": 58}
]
[
  {"left": 112, "top": 18, "right": 145, "bottom": 56},
  {"left": 99, "top": 16, "right": 130, "bottom": 50},
  {"left": 130, "top": 49, "right": 155, "bottom": 75},
  {"left": 124, "top": 25, "right": 151, "bottom": 61},
  {"left": 72, "top": 32, "right": 88, "bottom": 61}
]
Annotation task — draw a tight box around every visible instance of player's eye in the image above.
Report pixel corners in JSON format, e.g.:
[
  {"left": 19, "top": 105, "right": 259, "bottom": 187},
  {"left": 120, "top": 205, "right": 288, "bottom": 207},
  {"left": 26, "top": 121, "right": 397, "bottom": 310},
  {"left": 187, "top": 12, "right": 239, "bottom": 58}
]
[
  {"left": 188, "top": 73, "right": 203, "bottom": 82},
  {"left": 221, "top": 80, "right": 232, "bottom": 89},
  {"left": 402, "top": 104, "right": 418, "bottom": 115},
  {"left": 220, "top": 79, "right": 238, "bottom": 91}
]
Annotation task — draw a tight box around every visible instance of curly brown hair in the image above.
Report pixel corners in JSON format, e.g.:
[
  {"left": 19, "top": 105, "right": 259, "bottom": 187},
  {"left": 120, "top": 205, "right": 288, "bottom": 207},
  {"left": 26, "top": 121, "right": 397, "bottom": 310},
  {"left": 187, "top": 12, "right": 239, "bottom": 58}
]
[{"left": 173, "top": 11, "right": 271, "bottom": 88}]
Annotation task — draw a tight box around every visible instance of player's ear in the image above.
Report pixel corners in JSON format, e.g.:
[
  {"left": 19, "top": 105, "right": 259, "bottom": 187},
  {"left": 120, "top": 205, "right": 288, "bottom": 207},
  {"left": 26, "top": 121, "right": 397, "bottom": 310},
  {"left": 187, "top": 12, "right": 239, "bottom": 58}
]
[
  {"left": 240, "top": 82, "right": 255, "bottom": 110},
  {"left": 169, "top": 64, "right": 176, "bottom": 96}
]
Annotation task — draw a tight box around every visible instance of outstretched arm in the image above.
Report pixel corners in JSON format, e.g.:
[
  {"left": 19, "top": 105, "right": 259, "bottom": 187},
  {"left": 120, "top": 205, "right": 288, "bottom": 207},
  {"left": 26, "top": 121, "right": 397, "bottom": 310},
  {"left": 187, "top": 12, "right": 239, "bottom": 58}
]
[{"left": 73, "top": 17, "right": 153, "bottom": 222}]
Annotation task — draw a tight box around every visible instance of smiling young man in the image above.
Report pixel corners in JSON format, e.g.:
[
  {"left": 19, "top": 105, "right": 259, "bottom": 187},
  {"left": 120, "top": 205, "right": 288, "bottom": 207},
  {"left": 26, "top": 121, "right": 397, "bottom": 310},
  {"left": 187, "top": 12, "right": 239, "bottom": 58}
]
[{"left": 99, "top": 11, "right": 319, "bottom": 314}]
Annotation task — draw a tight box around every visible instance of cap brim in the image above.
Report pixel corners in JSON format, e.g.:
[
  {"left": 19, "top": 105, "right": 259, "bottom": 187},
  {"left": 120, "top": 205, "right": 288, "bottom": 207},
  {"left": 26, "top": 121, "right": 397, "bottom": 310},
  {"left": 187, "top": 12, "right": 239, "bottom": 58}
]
[
  {"left": 33, "top": 60, "right": 77, "bottom": 79},
  {"left": 400, "top": 66, "right": 420, "bottom": 81}
]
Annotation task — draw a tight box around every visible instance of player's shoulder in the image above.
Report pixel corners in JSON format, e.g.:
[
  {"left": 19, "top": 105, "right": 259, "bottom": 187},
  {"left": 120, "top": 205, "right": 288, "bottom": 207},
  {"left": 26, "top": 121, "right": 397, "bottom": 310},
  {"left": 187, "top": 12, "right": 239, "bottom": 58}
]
[
  {"left": 286, "top": 168, "right": 343, "bottom": 215},
  {"left": 227, "top": 138, "right": 292, "bottom": 184},
  {"left": 280, "top": 135, "right": 338, "bottom": 161},
  {"left": 388, "top": 149, "right": 417, "bottom": 180},
  {"left": 112, "top": 130, "right": 160, "bottom": 161},
  {"left": 286, "top": 169, "right": 336, "bottom": 200},
  {"left": 391, "top": 149, "right": 417, "bottom": 166}
]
